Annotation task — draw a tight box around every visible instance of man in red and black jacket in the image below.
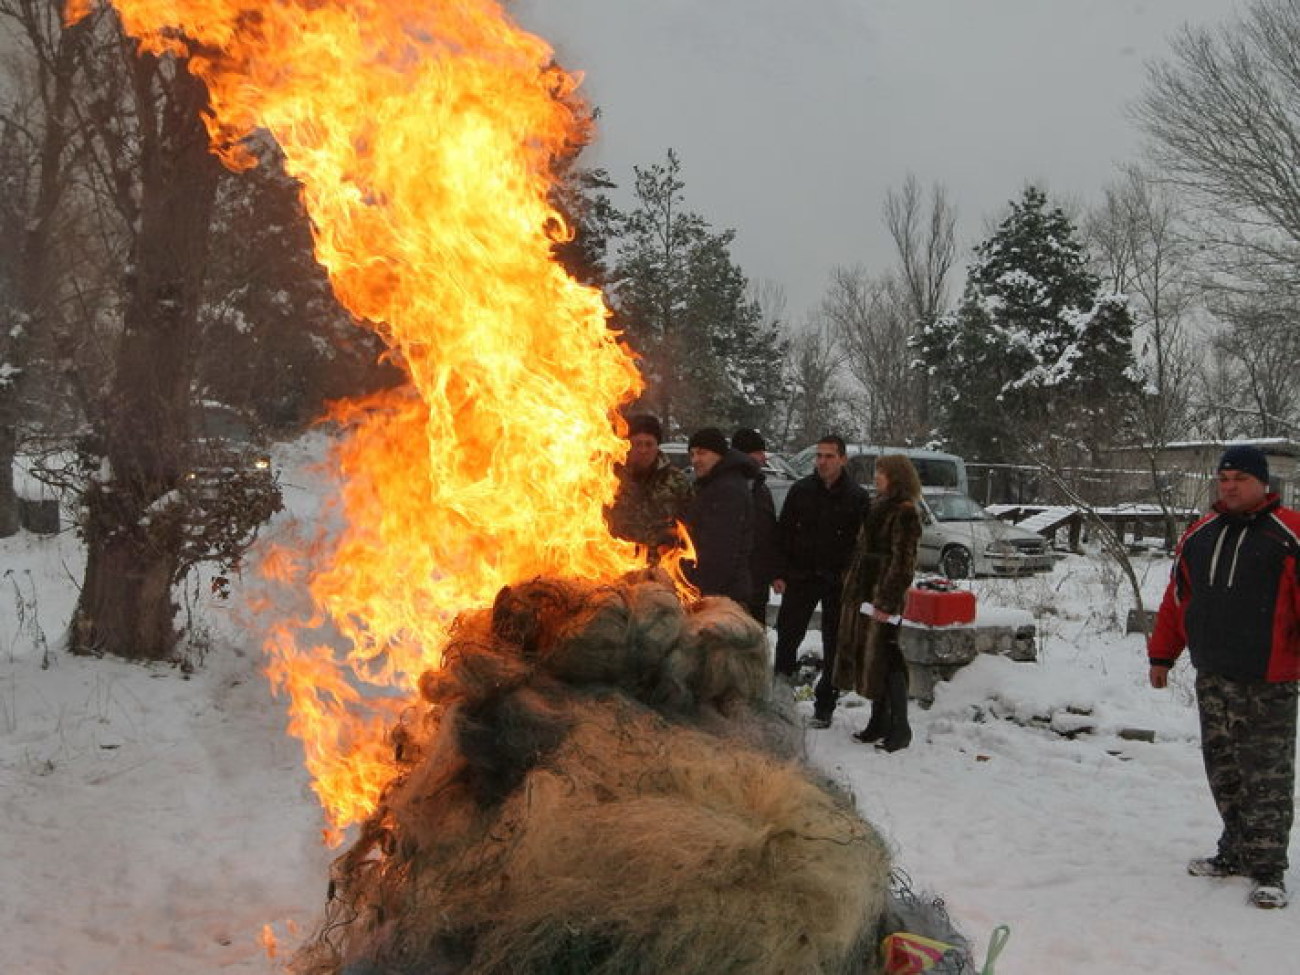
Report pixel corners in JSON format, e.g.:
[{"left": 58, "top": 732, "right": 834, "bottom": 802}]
[{"left": 1149, "top": 444, "right": 1300, "bottom": 910}]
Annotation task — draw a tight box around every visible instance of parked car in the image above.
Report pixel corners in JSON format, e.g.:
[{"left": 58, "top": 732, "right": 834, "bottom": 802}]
[
  {"left": 186, "top": 402, "right": 273, "bottom": 484},
  {"left": 917, "top": 489, "right": 1054, "bottom": 579},
  {"left": 789, "top": 443, "right": 969, "bottom": 496}
]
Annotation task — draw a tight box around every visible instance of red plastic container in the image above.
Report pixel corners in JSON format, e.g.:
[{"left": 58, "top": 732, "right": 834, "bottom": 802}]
[{"left": 903, "top": 587, "right": 976, "bottom": 626}]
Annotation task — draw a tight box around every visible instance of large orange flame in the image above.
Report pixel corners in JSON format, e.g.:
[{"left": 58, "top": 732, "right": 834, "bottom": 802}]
[{"left": 72, "top": 0, "right": 659, "bottom": 834}]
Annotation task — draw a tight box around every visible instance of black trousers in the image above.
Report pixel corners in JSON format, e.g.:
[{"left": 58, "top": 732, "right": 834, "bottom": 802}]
[
  {"left": 773, "top": 573, "right": 843, "bottom": 719},
  {"left": 745, "top": 579, "right": 772, "bottom": 627}
]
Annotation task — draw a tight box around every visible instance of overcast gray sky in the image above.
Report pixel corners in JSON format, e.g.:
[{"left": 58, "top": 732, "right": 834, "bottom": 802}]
[{"left": 516, "top": 0, "right": 1237, "bottom": 322}]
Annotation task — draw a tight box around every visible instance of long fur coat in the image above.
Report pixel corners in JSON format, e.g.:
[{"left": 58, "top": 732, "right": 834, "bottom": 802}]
[{"left": 832, "top": 493, "right": 921, "bottom": 698}]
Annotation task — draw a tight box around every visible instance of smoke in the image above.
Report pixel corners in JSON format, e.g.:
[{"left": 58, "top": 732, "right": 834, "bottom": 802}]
[{"left": 290, "top": 574, "right": 896, "bottom": 974}]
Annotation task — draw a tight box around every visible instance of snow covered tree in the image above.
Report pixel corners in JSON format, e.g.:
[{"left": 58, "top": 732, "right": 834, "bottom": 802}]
[
  {"left": 608, "top": 149, "right": 786, "bottom": 436},
  {"left": 196, "top": 140, "right": 397, "bottom": 433},
  {"left": 914, "top": 186, "right": 1140, "bottom": 467},
  {"left": 550, "top": 163, "right": 619, "bottom": 290}
]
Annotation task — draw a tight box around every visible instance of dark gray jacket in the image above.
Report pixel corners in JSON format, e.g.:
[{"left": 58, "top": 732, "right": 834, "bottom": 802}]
[{"left": 684, "top": 449, "right": 759, "bottom": 602}]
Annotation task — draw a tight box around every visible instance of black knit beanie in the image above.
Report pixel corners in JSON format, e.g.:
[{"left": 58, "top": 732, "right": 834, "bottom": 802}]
[
  {"left": 1217, "top": 444, "right": 1269, "bottom": 485},
  {"left": 731, "top": 428, "right": 766, "bottom": 454},
  {"left": 687, "top": 427, "right": 729, "bottom": 457}
]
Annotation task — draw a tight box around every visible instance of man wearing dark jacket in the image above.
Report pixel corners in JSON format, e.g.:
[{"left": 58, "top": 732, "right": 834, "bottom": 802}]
[
  {"left": 732, "top": 428, "right": 780, "bottom": 625},
  {"left": 1149, "top": 444, "right": 1300, "bottom": 910},
  {"left": 772, "top": 435, "right": 870, "bottom": 727},
  {"left": 684, "top": 427, "right": 758, "bottom": 603}
]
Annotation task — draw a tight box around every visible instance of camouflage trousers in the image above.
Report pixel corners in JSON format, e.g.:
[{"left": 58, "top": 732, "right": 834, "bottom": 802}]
[{"left": 1195, "top": 672, "right": 1298, "bottom": 878}]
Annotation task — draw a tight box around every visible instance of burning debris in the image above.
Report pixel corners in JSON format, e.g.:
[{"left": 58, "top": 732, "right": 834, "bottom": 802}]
[
  {"left": 77, "top": 3, "right": 980, "bottom": 970},
  {"left": 290, "top": 575, "right": 893, "bottom": 975}
]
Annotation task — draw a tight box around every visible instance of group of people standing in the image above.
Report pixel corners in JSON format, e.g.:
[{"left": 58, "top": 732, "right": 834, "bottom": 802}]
[
  {"left": 608, "top": 420, "right": 925, "bottom": 753},
  {"left": 604, "top": 415, "right": 778, "bottom": 618},
  {"left": 769, "top": 436, "right": 921, "bottom": 751},
  {"left": 609, "top": 421, "right": 1299, "bottom": 909}
]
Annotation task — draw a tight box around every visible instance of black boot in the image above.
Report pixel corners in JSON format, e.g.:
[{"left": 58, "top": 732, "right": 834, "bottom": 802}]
[
  {"left": 852, "top": 697, "right": 889, "bottom": 743},
  {"left": 876, "top": 668, "right": 912, "bottom": 753}
]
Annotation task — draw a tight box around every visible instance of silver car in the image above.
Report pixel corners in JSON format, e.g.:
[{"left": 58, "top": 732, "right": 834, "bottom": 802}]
[{"left": 917, "top": 490, "right": 1054, "bottom": 578}]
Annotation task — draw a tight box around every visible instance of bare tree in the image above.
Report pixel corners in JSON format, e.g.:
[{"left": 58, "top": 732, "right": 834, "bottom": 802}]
[
  {"left": 1136, "top": 0, "right": 1300, "bottom": 285},
  {"left": 0, "top": 0, "right": 96, "bottom": 535},
  {"left": 821, "top": 266, "right": 922, "bottom": 444},
  {"left": 779, "top": 317, "right": 847, "bottom": 449},
  {"left": 1207, "top": 296, "right": 1300, "bottom": 437},
  {"left": 70, "top": 28, "right": 228, "bottom": 659},
  {"left": 1085, "top": 165, "right": 1203, "bottom": 541},
  {"left": 1194, "top": 355, "right": 1253, "bottom": 441},
  {"left": 884, "top": 175, "right": 956, "bottom": 322},
  {"left": 3, "top": 7, "right": 330, "bottom": 661},
  {"left": 883, "top": 174, "right": 956, "bottom": 432}
]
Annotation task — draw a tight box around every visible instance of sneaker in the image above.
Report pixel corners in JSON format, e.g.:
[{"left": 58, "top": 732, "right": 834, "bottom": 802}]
[
  {"left": 1187, "top": 855, "right": 1242, "bottom": 878},
  {"left": 807, "top": 715, "right": 832, "bottom": 730},
  {"left": 1249, "top": 877, "right": 1288, "bottom": 910}
]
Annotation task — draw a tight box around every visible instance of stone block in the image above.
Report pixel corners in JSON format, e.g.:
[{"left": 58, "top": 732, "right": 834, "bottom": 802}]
[{"left": 899, "top": 616, "right": 1037, "bottom": 704}]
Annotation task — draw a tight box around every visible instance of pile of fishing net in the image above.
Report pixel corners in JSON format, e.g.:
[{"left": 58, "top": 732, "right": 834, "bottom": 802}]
[{"left": 291, "top": 572, "right": 957, "bottom": 974}]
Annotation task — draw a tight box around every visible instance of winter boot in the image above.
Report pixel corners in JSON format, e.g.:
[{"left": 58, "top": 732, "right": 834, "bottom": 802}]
[
  {"left": 852, "top": 697, "right": 890, "bottom": 743},
  {"left": 1249, "top": 876, "right": 1288, "bottom": 909},
  {"left": 1187, "top": 854, "right": 1242, "bottom": 878},
  {"left": 876, "top": 669, "right": 912, "bottom": 753}
]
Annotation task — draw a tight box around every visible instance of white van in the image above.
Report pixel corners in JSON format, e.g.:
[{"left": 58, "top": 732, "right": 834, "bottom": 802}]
[{"left": 788, "top": 443, "right": 969, "bottom": 497}]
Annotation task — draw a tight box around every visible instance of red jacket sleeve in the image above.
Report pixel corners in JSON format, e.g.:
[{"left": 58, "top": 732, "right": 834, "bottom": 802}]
[
  {"left": 1148, "top": 563, "right": 1187, "bottom": 664},
  {"left": 1147, "top": 514, "right": 1216, "bottom": 665}
]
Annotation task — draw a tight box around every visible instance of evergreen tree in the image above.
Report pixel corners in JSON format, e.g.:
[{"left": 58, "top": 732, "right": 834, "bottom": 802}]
[
  {"left": 914, "top": 186, "right": 1139, "bottom": 466},
  {"left": 197, "top": 141, "right": 398, "bottom": 433},
  {"left": 608, "top": 149, "right": 785, "bottom": 436},
  {"left": 550, "top": 164, "right": 619, "bottom": 289}
]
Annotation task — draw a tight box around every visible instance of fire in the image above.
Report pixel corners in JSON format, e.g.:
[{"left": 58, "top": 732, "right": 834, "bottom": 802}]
[{"left": 72, "top": 0, "right": 662, "bottom": 832}]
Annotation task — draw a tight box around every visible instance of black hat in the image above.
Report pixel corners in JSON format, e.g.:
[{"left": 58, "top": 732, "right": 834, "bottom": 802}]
[
  {"left": 731, "top": 428, "right": 766, "bottom": 454},
  {"left": 627, "top": 414, "right": 663, "bottom": 443},
  {"left": 1217, "top": 444, "right": 1269, "bottom": 485},
  {"left": 687, "top": 427, "right": 729, "bottom": 457}
]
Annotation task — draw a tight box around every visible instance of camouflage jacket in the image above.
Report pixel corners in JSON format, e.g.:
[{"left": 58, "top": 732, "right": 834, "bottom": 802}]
[{"left": 606, "top": 452, "right": 693, "bottom": 559}]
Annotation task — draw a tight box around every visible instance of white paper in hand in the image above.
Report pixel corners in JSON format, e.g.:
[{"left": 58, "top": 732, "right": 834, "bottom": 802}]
[{"left": 859, "top": 601, "right": 902, "bottom": 625}]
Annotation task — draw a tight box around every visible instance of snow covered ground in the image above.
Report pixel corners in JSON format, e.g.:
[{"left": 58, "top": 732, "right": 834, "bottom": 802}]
[{"left": 2, "top": 433, "right": 1294, "bottom": 974}]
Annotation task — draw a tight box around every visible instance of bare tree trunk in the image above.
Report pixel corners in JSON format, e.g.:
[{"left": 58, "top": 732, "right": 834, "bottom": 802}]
[
  {"left": 0, "top": 2, "right": 93, "bottom": 536},
  {"left": 884, "top": 174, "right": 956, "bottom": 434},
  {"left": 72, "top": 55, "right": 220, "bottom": 660},
  {"left": 0, "top": 426, "right": 18, "bottom": 536}
]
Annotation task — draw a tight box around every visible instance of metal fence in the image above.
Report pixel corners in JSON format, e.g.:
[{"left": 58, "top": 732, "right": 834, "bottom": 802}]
[{"left": 966, "top": 462, "right": 1216, "bottom": 511}]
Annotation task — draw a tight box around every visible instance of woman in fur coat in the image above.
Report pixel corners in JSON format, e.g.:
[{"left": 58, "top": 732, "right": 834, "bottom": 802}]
[{"left": 832, "top": 454, "right": 923, "bottom": 752}]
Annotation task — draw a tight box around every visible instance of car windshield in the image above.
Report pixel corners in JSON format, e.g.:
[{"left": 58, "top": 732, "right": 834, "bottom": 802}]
[
  {"left": 912, "top": 458, "right": 959, "bottom": 489},
  {"left": 193, "top": 404, "right": 255, "bottom": 442},
  {"left": 928, "top": 493, "right": 988, "bottom": 522},
  {"left": 765, "top": 454, "right": 797, "bottom": 479}
]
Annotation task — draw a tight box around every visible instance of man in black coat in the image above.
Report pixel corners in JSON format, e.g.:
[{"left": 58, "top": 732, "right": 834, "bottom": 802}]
[
  {"left": 771, "top": 435, "right": 870, "bottom": 727},
  {"left": 683, "top": 427, "right": 758, "bottom": 603},
  {"left": 732, "top": 428, "right": 780, "bottom": 625}
]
